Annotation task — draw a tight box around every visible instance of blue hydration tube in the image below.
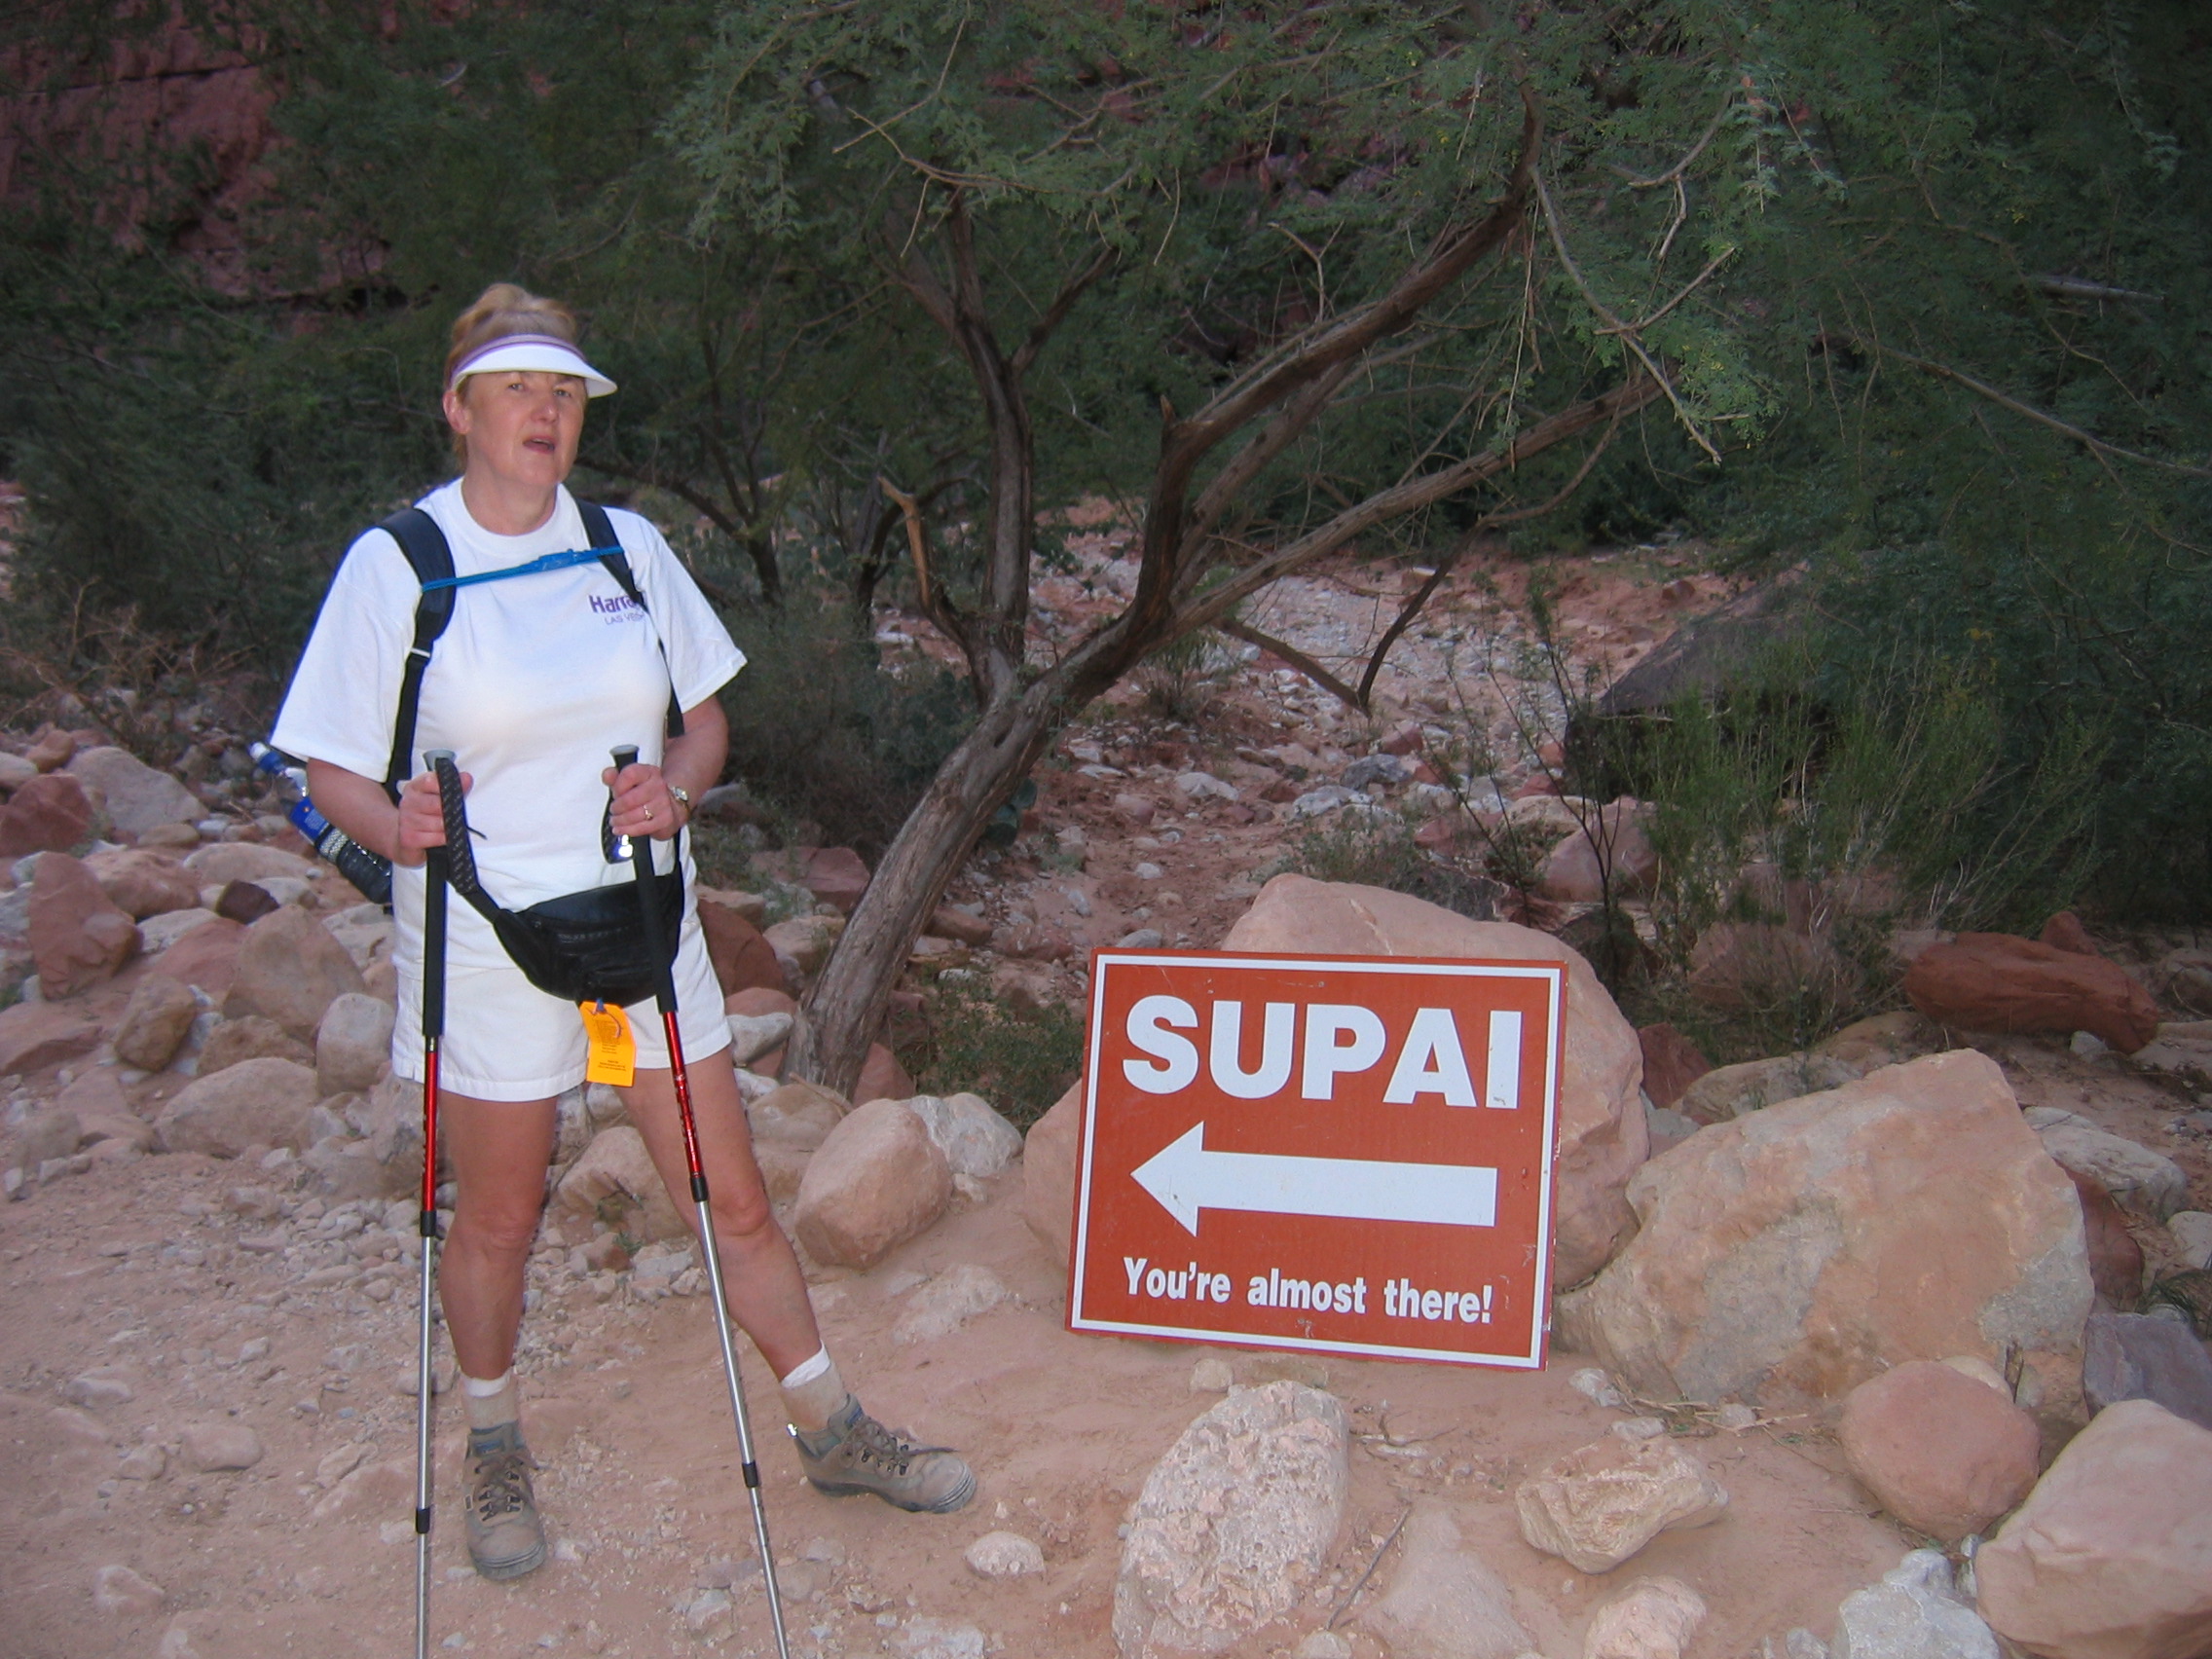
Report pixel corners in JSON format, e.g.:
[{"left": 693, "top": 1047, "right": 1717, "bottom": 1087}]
[{"left": 418, "top": 545, "right": 625, "bottom": 592}]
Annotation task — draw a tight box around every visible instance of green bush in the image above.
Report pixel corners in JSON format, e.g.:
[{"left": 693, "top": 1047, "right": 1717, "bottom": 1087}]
[
  {"left": 903, "top": 977, "right": 1085, "bottom": 1131},
  {"left": 718, "top": 595, "right": 973, "bottom": 858}
]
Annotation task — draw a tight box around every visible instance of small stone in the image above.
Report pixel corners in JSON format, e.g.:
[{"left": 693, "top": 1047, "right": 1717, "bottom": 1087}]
[
  {"left": 1358, "top": 1499, "right": 1532, "bottom": 1659},
  {"left": 178, "top": 1421, "right": 263, "bottom": 1472},
  {"left": 1583, "top": 1575, "right": 1707, "bottom": 1659},
  {"left": 1515, "top": 1435, "right": 1728, "bottom": 1573},
  {"left": 1610, "top": 1417, "right": 1668, "bottom": 1441},
  {"left": 963, "top": 1530, "right": 1044, "bottom": 1578},
  {"left": 683, "top": 1587, "right": 734, "bottom": 1639},
  {"left": 726, "top": 1010, "right": 792, "bottom": 1066},
  {"left": 1568, "top": 1368, "right": 1628, "bottom": 1411},
  {"left": 314, "top": 992, "right": 394, "bottom": 1096},
  {"left": 111, "top": 975, "right": 201, "bottom": 1070},
  {"left": 1838, "top": 1361, "right": 2042, "bottom": 1540},
  {"left": 92, "top": 1564, "right": 166, "bottom": 1615},
  {"left": 901, "top": 1091, "right": 1023, "bottom": 1177},
  {"left": 1295, "top": 1635, "right": 1353, "bottom": 1659},
  {"left": 2169, "top": 1211, "right": 2212, "bottom": 1271},
  {"left": 1115, "top": 928, "right": 1163, "bottom": 950},
  {"left": 116, "top": 1442, "right": 166, "bottom": 1480},
  {"left": 1190, "top": 1356, "right": 1234, "bottom": 1393},
  {"left": 64, "top": 1367, "right": 134, "bottom": 1407},
  {"left": 893, "top": 1264, "right": 1012, "bottom": 1345}
]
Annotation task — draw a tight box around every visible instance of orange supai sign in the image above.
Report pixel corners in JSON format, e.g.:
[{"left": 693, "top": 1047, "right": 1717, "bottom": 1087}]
[{"left": 1068, "top": 950, "right": 1567, "bottom": 1369}]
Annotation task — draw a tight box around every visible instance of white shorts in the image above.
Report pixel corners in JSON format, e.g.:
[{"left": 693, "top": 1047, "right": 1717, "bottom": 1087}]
[{"left": 389, "top": 914, "right": 732, "bottom": 1101}]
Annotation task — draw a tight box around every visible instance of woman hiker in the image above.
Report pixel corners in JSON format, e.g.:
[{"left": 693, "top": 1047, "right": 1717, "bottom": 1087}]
[{"left": 271, "top": 281, "right": 974, "bottom": 1581}]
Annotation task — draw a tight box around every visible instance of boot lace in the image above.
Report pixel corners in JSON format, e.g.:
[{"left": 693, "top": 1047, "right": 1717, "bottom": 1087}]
[
  {"left": 469, "top": 1445, "right": 535, "bottom": 1523},
  {"left": 838, "top": 1415, "right": 953, "bottom": 1477}
]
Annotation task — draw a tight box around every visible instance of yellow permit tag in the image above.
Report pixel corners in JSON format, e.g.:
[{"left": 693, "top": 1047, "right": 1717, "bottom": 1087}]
[{"left": 579, "top": 1002, "right": 636, "bottom": 1087}]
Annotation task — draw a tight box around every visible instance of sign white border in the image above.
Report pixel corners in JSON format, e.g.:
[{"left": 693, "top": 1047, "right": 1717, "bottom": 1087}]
[{"left": 1069, "top": 952, "right": 1566, "bottom": 1369}]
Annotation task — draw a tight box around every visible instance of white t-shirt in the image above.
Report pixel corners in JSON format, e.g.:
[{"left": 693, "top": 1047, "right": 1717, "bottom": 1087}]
[{"left": 273, "top": 480, "right": 745, "bottom": 975}]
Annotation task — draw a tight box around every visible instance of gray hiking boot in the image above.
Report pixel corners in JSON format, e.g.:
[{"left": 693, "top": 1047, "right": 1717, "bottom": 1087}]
[
  {"left": 463, "top": 1422, "right": 547, "bottom": 1580},
  {"left": 791, "top": 1397, "right": 976, "bottom": 1514}
]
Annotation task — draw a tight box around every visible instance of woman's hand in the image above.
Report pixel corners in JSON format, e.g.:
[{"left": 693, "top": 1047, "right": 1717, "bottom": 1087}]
[
  {"left": 602, "top": 760, "right": 685, "bottom": 841},
  {"left": 393, "top": 767, "right": 473, "bottom": 867}
]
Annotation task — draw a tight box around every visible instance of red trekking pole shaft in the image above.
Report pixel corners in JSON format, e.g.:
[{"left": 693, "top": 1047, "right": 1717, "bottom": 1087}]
[{"left": 611, "top": 745, "right": 790, "bottom": 1659}]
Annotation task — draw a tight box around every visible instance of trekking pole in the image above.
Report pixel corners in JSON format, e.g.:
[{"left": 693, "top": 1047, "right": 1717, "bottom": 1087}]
[
  {"left": 414, "top": 751, "right": 459, "bottom": 1659},
  {"left": 612, "top": 744, "right": 792, "bottom": 1659}
]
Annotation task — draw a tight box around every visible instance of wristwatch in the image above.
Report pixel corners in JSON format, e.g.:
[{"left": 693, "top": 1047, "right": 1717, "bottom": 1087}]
[{"left": 668, "top": 785, "right": 691, "bottom": 821}]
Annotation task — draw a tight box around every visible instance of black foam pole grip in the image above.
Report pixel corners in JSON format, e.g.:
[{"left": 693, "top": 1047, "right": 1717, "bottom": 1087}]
[{"left": 430, "top": 753, "right": 478, "bottom": 894}]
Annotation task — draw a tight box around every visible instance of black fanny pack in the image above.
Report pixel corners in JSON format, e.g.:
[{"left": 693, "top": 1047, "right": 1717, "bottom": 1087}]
[
  {"left": 437, "top": 767, "right": 684, "bottom": 1009},
  {"left": 465, "top": 866, "right": 683, "bottom": 1010}
]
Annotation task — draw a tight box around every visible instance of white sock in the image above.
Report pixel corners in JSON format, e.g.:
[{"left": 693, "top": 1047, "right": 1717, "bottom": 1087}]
[
  {"left": 461, "top": 1368, "right": 518, "bottom": 1433},
  {"left": 777, "top": 1347, "right": 847, "bottom": 1435}
]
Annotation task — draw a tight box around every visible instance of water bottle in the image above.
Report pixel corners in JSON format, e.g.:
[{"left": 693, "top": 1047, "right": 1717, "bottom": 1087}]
[{"left": 249, "top": 743, "right": 394, "bottom": 904}]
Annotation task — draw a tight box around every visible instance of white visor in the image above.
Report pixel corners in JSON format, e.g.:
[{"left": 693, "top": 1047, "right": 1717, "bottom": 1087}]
[{"left": 447, "top": 333, "right": 617, "bottom": 398}]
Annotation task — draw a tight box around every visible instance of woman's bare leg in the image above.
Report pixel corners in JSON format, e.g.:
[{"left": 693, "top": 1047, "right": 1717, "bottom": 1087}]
[
  {"left": 620, "top": 1048, "right": 822, "bottom": 1377},
  {"left": 435, "top": 1092, "right": 558, "bottom": 1381}
]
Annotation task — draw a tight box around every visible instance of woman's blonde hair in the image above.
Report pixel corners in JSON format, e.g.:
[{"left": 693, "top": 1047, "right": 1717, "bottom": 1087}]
[{"left": 442, "top": 282, "right": 584, "bottom": 460}]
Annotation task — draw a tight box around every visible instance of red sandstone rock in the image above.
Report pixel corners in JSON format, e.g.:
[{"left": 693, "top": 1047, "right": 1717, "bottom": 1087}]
[
  {"left": 2040, "top": 910, "right": 2101, "bottom": 957},
  {"left": 0, "top": 774, "right": 93, "bottom": 857},
  {"left": 929, "top": 905, "right": 995, "bottom": 947},
  {"left": 146, "top": 917, "right": 245, "bottom": 998},
  {"left": 1904, "top": 932, "right": 2160, "bottom": 1053},
  {"left": 83, "top": 848, "right": 201, "bottom": 920},
  {"left": 723, "top": 985, "right": 798, "bottom": 1020},
  {"left": 793, "top": 1098, "right": 951, "bottom": 1269},
  {"left": 696, "top": 898, "right": 785, "bottom": 998},
  {"left": 1838, "top": 1360, "right": 2042, "bottom": 1541},
  {"left": 799, "top": 847, "right": 870, "bottom": 914},
  {"left": 2069, "top": 1170, "right": 2146, "bottom": 1308},
  {"left": 0, "top": 1001, "right": 100, "bottom": 1074},
  {"left": 27, "top": 853, "right": 139, "bottom": 997},
  {"left": 1637, "top": 1024, "right": 1712, "bottom": 1112},
  {"left": 852, "top": 1042, "right": 913, "bottom": 1106}
]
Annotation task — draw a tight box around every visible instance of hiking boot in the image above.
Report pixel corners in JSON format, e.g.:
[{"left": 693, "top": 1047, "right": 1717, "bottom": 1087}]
[
  {"left": 463, "top": 1422, "right": 547, "bottom": 1580},
  {"left": 791, "top": 1397, "right": 976, "bottom": 1514}
]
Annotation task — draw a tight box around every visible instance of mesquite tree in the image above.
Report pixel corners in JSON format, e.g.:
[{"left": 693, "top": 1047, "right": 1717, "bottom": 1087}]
[{"left": 668, "top": 4, "right": 1764, "bottom": 1093}]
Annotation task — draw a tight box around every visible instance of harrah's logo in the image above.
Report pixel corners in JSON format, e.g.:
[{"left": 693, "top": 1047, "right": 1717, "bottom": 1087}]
[{"left": 588, "top": 593, "right": 642, "bottom": 617}]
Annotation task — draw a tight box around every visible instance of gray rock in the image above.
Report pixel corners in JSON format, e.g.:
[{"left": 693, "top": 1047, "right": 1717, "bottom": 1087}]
[
  {"left": 181, "top": 842, "right": 316, "bottom": 885},
  {"left": 1584, "top": 1575, "right": 1709, "bottom": 1659},
  {"left": 112, "top": 976, "right": 201, "bottom": 1070},
  {"left": 1341, "top": 755, "right": 1413, "bottom": 790},
  {"left": 2082, "top": 1306, "right": 2212, "bottom": 1430},
  {"left": 1831, "top": 1549, "right": 1996, "bottom": 1659},
  {"left": 893, "top": 1264, "right": 1012, "bottom": 1345},
  {"left": 64, "top": 1367, "right": 134, "bottom": 1407},
  {"left": 65, "top": 748, "right": 201, "bottom": 837},
  {"left": 178, "top": 1420, "right": 262, "bottom": 1472},
  {"left": 92, "top": 1563, "right": 166, "bottom": 1615},
  {"left": 2026, "top": 1109, "right": 2190, "bottom": 1221},
  {"left": 1115, "top": 1381, "right": 1347, "bottom": 1658},
  {"left": 137, "top": 907, "right": 217, "bottom": 956},
  {"left": 2169, "top": 1211, "right": 2212, "bottom": 1271},
  {"left": 1176, "top": 771, "right": 1239, "bottom": 801},
  {"left": 1676, "top": 1051, "right": 1862, "bottom": 1124},
  {"left": 314, "top": 992, "right": 393, "bottom": 1096},
  {"left": 892, "top": 1618, "right": 987, "bottom": 1659},
  {"left": 18, "top": 1105, "right": 82, "bottom": 1167},
  {"left": 155, "top": 1057, "right": 320, "bottom": 1158},
  {"left": 1357, "top": 1500, "right": 1532, "bottom": 1659},
  {"left": 1116, "top": 929, "right": 1164, "bottom": 950},
  {"left": 1289, "top": 785, "right": 1361, "bottom": 820},
  {"left": 319, "top": 903, "right": 394, "bottom": 977},
  {"left": 903, "top": 1091, "right": 1023, "bottom": 1177},
  {"left": 726, "top": 1010, "right": 792, "bottom": 1065},
  {"left": 1515, "top": 1434, "right": 1728, "bottom": 1573}
]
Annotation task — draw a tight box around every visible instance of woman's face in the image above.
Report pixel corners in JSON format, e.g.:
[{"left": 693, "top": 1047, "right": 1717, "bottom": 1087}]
[{"left": 442, "top": 369, "right": 585, "bottom": 493}]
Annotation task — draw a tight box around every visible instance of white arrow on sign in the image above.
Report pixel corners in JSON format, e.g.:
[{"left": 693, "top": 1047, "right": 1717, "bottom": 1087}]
[{"left": 1130, "top": 1122, "right": 1498, "bottom": 1237}]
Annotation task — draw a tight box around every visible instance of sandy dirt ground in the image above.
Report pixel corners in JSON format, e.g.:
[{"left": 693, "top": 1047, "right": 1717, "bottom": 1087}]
[{"left": 4, "top": 539, "right": 2207, "bottom": 1659}]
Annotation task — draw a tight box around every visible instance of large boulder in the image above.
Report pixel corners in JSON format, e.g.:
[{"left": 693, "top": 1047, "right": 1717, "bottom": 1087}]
[
  {"left": 1357, "top": 1500, "right": 1532, "bottom": 1659},
  {"left": 1513, "top": 1434, "right": 1728, "bottom": 1574},
  {"left": 223, "top": 905, "right": 365, "bottom": 1039},
  {"left": 1837, "top": 1360, "right": 2042, "bottom": 1541},
  {"left": 1114, "top": 1381, "right": 1347, "bottom": 1659},
  {"left": 64, "top": 747, "right": 200, "bottom": 838},
  {"left": 1905, "top": 934, "right": 2160, "bottom": 1054},
  {"left": 155, "top": 1057, "right": 320, "bottom": 1157},
  {"left": 1221, "top": 875, "right": 1647, "bottom": 1285},
  {"left": 0, "top": 1001, "right": 100, "bottom": 1073},
  {"left": 793, "top": 1098, "right": 950, "bottom": 1269},
  {"left": 2081, "top": 1307, "right": 2212, "bottom": 1430},
  {"left": 27, "top": 852, "right": 139, "bottom": 997},
  {"left": 314, "top": 992, "right": 393, "bottom": 1096},
  {"left": 1558, "top": 1051, "right": 2094, "bottom": 1429},
  {"left": 144, "top": 916, "right": 244, "bottom": 996},
  {"left": 111, "top": 976, "right": 202, "bottom": 1071},
  {"left": 1975, "top": 1399, "right": 2212, "bottom": 1659},
  {"left": 0, "top": 772, "right": 93, "bottom": 857},
  {"left": 1023, "top": 1083, "right": 1082, "bottom": 1265},
  {"left": 182, "top": 843, "right": 316, "bottom": 886},
  {"left": 2027, "top": 1109, "right": 2190, "bottom": 1223},
  {"left": 84, "top": 848, "right": 201, "bottom": 920},
  {"left": 696, "top": 896, "right": 786, "bottom": 998},
  {"left": 553, "top": 1125, "right": 687, "bottom": 1242}
]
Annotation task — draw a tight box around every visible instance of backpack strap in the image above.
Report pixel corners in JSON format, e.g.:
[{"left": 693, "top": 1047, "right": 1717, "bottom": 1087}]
[
  {"left": 576, "top": 499, "right": 685, "bottom": 740},
  {"left": 380, "top": 507, "right": 457, "bottom": 802}
]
